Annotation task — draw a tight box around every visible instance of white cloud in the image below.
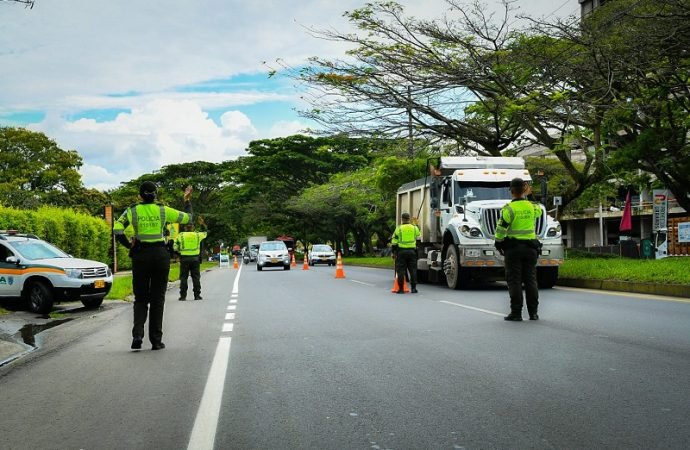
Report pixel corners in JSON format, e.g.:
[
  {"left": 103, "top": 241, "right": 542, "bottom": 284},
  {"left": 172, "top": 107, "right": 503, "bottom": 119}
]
[{"left": 31, "top": 100, "right": 258, "bottom": 190}]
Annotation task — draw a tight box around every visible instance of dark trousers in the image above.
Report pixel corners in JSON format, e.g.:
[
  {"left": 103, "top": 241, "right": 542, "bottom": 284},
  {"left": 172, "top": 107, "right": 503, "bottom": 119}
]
[
  {"left": 131, "top": 245, "right": 170, "bottom": 345},
  {"left": 179, "top": 255, "right": 201, "bottom": 298},
  {"left": 396, "top": 248, "right": 417, "bottom": 290},
  {"left": 504, "top": 243, "right": 539, "bottom": 314}
]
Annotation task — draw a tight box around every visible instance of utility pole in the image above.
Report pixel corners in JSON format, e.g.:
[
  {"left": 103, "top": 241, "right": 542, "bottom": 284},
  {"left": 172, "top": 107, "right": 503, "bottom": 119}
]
[{"left": 407, "top": 86, "right": 414, "bottom": 158}]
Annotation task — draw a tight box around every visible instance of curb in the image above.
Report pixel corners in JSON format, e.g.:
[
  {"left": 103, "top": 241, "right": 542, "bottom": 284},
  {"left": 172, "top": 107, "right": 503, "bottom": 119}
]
[{"left": 556, "top": 278, "right": 690, "bottom": 298}]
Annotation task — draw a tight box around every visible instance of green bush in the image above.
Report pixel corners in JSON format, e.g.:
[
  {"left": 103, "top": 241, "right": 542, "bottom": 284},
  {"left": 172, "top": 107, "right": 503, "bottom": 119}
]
[{"left": 0, "top": 205, "right": 111, "bottom": 264}]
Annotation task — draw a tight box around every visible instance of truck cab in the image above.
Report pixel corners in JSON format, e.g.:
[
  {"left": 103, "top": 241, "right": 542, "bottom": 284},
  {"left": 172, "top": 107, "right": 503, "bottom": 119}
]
[{"left": 397, "top": 156, "right": 564, "bottom": 290}]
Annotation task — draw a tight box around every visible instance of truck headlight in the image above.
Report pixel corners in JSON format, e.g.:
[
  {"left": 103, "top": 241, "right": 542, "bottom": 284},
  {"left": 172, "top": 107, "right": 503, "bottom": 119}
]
[
  {"left": 460, "top": 225, "right": 483, "bottom": 238},
  {"left": 546, "top": 225, "right": 562, "bottom": 238}
]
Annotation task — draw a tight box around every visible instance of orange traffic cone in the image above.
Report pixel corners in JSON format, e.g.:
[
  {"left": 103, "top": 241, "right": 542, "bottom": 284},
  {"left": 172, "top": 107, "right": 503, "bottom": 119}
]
[
  {"left": 233, "top": 256, "right": 239, "bottom": 269},
  {"left": 334, "top": 252, "right": 346, "bottom": 279},
  {"left": 303, "top": 254, "right": 309, "bottom": 270},
  {"left": 291, "top": 253, "right": 297, "bottom": 268},
  {"left": 391, "top": 273, "right": 410, "bottom": 293}
]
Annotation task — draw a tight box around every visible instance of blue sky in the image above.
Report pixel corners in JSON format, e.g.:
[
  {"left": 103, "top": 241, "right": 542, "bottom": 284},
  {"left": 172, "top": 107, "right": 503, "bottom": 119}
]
[{"left": 0, "top": 0, "right": 578, "bottom": 190}]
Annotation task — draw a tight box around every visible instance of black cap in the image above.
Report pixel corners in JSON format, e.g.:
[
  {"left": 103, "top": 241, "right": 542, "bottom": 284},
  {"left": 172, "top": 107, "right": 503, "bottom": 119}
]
[
  {"left": 139, "top": 181, "right": 157, "bottom": 196},
  {"left": 401, "top": 212, "right": 410, "bottom": 220},
  {"left": 510, "top": 178, "right": 525, "bottom": 190}
]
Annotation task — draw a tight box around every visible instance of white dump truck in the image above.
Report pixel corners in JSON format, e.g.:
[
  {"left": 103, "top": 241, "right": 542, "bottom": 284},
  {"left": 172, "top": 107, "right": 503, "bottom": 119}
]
[{"left": 396, "top": 156, "right": 564, "bottom": 289}]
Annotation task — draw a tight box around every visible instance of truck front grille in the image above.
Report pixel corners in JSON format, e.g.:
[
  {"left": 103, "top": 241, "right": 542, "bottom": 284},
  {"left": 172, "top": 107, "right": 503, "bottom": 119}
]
[{"left": 482, "top": 206, "right": 547, "bottom": 238}]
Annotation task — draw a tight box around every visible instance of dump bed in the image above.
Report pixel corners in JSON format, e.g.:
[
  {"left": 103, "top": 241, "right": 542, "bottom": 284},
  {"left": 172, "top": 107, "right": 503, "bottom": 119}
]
[{"left": 397, "top": 178, "right": 434, "bottom": 243}]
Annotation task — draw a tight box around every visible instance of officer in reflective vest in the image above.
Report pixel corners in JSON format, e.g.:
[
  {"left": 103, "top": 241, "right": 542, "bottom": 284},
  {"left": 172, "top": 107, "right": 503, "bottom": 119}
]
[
  {"left": 174, "top": 222, "right": 207, "bottom": 301},
  {"left": 495, "top": 178, "right": 543, "bottom": 321},
  {"left": 113, "top": 182, "right": 193, "bottom": 350},
  {"left": 391, "top": 212, "right": 421, "bottom": 294}
]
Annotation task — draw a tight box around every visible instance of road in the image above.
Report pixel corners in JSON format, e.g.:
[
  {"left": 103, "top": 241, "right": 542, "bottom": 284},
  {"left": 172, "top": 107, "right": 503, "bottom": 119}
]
[{"left": 1, "top": 264, "right": 689, "bottom": 449}]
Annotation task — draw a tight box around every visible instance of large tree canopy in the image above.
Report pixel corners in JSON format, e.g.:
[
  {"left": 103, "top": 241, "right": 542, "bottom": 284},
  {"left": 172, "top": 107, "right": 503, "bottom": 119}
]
[
  {"left": 284, "top": 0, "right": 690, "bottom": 211},
  {"left": 0, "top": 127, "right": 84, "bottom": 209}
]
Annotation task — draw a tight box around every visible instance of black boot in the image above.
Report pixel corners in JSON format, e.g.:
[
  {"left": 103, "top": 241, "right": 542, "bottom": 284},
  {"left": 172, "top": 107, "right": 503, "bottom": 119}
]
[{"left": 504, "top": 312, "right": 523, "bottom": 321}]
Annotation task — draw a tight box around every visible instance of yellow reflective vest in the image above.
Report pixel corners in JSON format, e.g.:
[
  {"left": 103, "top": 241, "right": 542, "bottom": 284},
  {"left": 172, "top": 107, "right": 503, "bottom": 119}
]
[
  {"left": 392, "top": 223, "right": 420, "bottom": 249},
  {"left": 113, "top": 203, "right": 191, "bottom": 243},
  {"left": 174, "top": 231, "right": 208, "bottom": 256},
  {"left": 495, "top": 199, "right": 542, "bottom": 241}
]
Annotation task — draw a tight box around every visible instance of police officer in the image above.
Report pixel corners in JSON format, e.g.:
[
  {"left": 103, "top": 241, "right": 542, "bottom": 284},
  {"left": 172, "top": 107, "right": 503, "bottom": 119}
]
[
  {"left": 391, "top": 212, "right": 421, "bottom": 294},
  {"left": 495, "top": 178, "right": 543, "bottom": 321},
  {"left": 113, "top": 182, "right": 193, "bottom": 350},
  {"left": 175, "top": 222, "right": 207, "bottom": 301}
]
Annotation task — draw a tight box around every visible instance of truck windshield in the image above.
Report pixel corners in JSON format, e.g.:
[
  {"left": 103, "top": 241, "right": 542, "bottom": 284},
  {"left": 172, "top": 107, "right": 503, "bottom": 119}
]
[{"left": 455, "top": 182, "right": 511, "bottom": 203}]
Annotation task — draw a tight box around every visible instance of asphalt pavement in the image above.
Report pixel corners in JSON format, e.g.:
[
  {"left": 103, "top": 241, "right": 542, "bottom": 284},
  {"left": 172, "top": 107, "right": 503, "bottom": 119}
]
[{"left": 1, "top": 272, "right": 688, "bottom": 368}]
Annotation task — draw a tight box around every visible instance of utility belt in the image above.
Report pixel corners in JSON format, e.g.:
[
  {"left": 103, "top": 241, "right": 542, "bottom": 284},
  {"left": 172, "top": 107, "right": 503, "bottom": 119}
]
[
  {"left": 500, "top": 238, "right": 542, "bottom": 251},
  {"left": 138, "top": 241, "right": 165, "bottom": 248}
]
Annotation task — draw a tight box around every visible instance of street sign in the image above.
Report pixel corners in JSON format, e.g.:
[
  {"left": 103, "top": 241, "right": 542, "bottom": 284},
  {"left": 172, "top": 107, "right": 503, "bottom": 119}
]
[
  {"left": 553, "top": 196, "right": 562, "bottom": 206},
  {"left": 679, "top": 222, "right": 690, "bottom": 243},
  {"left": 652, "top": 189, "right": 668, "bottom": 231}
]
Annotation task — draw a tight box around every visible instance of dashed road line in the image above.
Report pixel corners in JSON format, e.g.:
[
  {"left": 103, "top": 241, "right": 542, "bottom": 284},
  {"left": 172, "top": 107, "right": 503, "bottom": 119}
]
[{"left": 439, "top": 300, "right": 504, "bottom": 317}]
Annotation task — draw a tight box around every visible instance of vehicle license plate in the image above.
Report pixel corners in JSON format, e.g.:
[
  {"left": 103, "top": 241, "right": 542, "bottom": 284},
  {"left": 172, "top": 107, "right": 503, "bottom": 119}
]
[
  {"left": 94, "top": 280, "right": 105, "bottom": 288},
  {"left": 271, "top": 258, "right": 278, "bottom": 263}
]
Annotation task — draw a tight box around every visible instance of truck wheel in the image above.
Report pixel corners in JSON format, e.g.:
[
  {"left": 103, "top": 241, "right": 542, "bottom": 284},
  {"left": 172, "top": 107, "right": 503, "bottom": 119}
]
[
  {"left": 443, "top": 244, "right": 465, "bottom": 290},
  {"left": 24, "top": 280, "right": 54, "bottom": 314},
  {"left": 537, "top": 267, "right": 558, "bottom": 289},
  {"left": 284, "top": 264, "right": 290, "bottom": 270},
  {"left": 81, "top": 296, "right": 104, "bottom": 309},
  {"left": 257, "top": 265, "right": 262, "bottom": 271}
]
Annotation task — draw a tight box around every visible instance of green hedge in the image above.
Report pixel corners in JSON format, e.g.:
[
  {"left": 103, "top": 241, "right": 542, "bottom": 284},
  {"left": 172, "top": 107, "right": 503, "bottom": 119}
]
[{"left": 0, "top": 205, "right": 111, "bottom": 265}]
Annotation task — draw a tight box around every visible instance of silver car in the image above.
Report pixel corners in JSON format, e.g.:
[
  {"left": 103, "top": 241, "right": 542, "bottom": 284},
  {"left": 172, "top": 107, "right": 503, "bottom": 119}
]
[
  {"left": 257, "top": 241, "right": 291, "bottom": 271},
  {"left": 308, "top": 244, "right": 336, "bottom": 266}
]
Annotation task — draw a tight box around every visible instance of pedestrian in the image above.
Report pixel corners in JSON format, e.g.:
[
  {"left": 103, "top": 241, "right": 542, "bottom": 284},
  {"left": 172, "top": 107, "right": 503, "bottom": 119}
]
[
  {"left": 391, "top": 212, "right": 421, "bottom": 294},
  {"left": 175, "top": 221, "right": 208, "bottom": 301},
  {"left": 495, "top": 178, "right": 543, "bottom": 321},
  {"left": 113, "top": 182, "right": 193, "bottom": 350}
]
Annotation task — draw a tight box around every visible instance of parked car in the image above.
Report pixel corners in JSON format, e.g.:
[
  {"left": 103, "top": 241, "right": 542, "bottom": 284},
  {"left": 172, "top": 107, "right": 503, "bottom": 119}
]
[
  {"left": 257, "top": 240, "right": 291, "bottom": 271},
  {"left": 0, "top": 230, "right": 113, "bottom": 313},
  {"left": 309, "top": 244, "right": 336, "bottom": 266}
]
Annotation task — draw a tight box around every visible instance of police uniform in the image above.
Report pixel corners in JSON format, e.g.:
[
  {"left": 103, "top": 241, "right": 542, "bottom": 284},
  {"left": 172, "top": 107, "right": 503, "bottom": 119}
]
[
  {"left": 495, "top": 178, "right": 542, "bottom": 321},
  {"left": 392, "top": 213, "right": 421, "bottom": 294},
  {"left": 174, "top": 226, "right": 207, "bottom": 300},
  {"left": 113, "top": 182, "right": 192, "bottom": 350}
]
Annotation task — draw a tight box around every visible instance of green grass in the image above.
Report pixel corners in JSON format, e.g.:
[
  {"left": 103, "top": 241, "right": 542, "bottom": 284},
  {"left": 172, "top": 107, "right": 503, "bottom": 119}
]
[
  {"left": 106, "top": 261, "right": 218, "bottom": 301},
  {"left": 559, "top": 256, "right": 690, "bottom": 284},
  {"left": 342, "top": 255, "right": 394, "bottom": 268}
]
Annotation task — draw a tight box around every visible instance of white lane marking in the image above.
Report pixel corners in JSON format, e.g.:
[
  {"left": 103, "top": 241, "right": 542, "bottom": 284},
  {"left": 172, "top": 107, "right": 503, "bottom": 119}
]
[
  {"left": 225, "top": 313, "right": 236, "bottom": 320},
  {"left": 230, "top": 299, "right": 237, "bottom": 304},
  {"left": 439, "top": 300, "right": 504, "bottom": 317},
  {"left": 232, "top": 265, "right": 241, "bottom": 294},
  {"left": 350, "top": 279, "right": 376, "bottom": 287},
  {"left": 187, "top": 336, "right": 232, "bottom": 450},
  {"left": 227, "top": 305, "right": 236, "bottom": 311},
  {"left": 554, "top": 286, "right": 690, "bottom": 303},
  {"left": 222, "top": 322, "right": 234, "bottom": 332}
]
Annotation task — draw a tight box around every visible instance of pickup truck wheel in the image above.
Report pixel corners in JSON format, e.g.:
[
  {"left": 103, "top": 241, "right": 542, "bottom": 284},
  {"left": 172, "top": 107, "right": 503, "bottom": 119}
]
[
  {"left": 25, "top": 280, "right": 54, "bottom": 314},
  {"left": 443, "top": 244, "right": 465, "bottom": 290},
  {"left": 81, "top": 296, "right": 104, "bottom": 309},
  {"left": 537, "top": 267, "right": 558, "bottom": 289}
]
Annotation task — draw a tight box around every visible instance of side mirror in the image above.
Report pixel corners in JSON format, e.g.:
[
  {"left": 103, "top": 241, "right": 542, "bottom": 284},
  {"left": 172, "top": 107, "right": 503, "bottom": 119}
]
[
  {"left": 6, "top": 256, "right": 19, "bottom": 265},
  {"left": 455, "top": 204, "right": 464, "bottom": 214}
]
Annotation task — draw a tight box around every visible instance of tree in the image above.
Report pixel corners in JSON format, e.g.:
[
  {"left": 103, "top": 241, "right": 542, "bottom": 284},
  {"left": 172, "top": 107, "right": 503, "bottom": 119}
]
[
  {"left": 284, "top": 1, "right": 620, "bottom": 210},
  {"left": 0, "top": 127, "right": 85, "bottom": 209},
  {"left": 0, "top": 0, "right": 35, "bottom": 8}
]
